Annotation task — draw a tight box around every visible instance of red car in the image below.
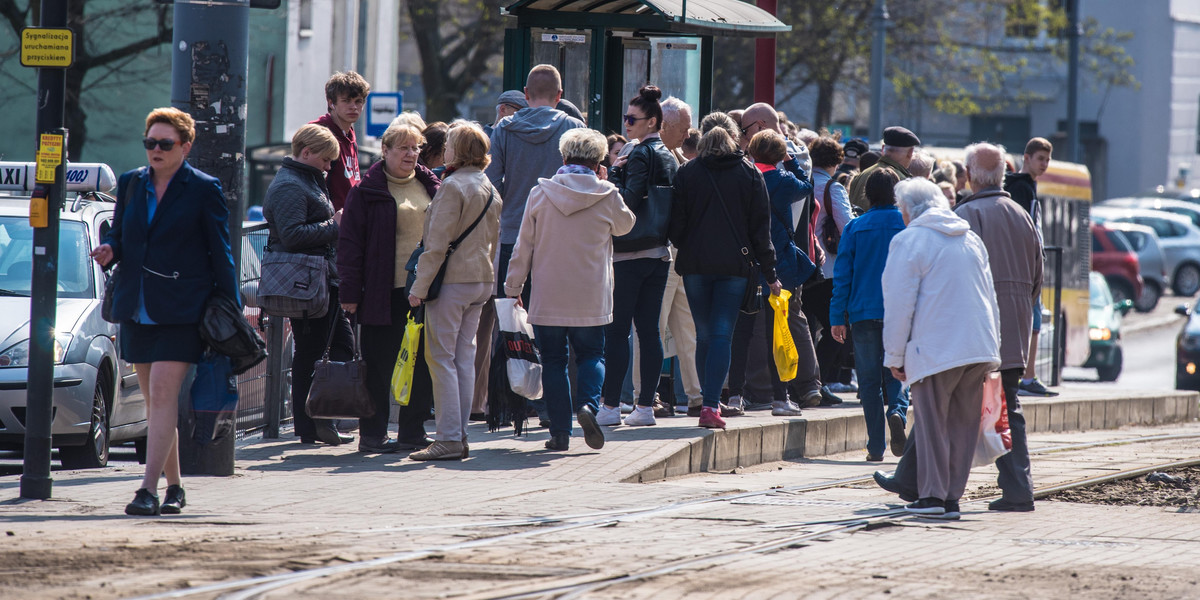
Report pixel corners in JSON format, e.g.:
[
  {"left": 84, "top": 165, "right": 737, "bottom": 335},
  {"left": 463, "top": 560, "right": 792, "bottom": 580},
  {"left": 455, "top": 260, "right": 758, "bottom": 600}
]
[{"left": 1091, "top": 223, "right": 1143, "bottom": 304}]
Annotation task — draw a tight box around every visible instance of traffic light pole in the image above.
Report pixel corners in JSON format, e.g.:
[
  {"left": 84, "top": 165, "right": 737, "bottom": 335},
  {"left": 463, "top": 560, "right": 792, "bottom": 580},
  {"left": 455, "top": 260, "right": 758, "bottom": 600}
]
[{"left": 21, "top": 0, "right": 69, "bottom": 500}]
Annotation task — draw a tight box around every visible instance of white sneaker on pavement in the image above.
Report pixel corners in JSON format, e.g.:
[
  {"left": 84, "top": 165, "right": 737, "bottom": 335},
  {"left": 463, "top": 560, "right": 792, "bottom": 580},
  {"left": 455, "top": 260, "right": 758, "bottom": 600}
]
[
  {"left": 771, "top": 400, "right": 804, "bottom": 416},
  {"left": 726, "top": 395, "right": 745, "bottom": 411},
  {"left": 623, "top": 405, "right": 657, "bottom": 426},
  {"left": 619, "top": 402, "right": 635, "bottom": 414},
  {"left": 597, "top": 404, "right": 624, "bottom": 426}
]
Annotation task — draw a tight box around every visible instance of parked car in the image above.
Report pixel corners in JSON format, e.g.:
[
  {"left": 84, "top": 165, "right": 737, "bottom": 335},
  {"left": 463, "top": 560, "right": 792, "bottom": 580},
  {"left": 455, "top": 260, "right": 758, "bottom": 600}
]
[
  {"left": 1091, "top": 207, "right": 1200, "bottom": 296},
  {"left": 1090, "top": 223, "right": 1142, "bottom": 306},
  {"left": 1105, "top": 222, "right": 1170, "bottom": 312},
  {"left": 1176, "top": 303, "right": 1200, "bottom": 391},
  {"left": 1101, "top": 197, "right": 1200, "bottom": 229},
  {"left": 1083, "top": 272, "right": 1132, "bottom": 382}
]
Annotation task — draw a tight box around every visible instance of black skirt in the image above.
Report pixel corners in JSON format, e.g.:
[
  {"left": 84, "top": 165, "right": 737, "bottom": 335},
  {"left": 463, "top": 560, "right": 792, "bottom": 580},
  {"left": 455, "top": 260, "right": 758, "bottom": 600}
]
[{"left": 119, "top": 321, "right": 204, "bottom": 364}]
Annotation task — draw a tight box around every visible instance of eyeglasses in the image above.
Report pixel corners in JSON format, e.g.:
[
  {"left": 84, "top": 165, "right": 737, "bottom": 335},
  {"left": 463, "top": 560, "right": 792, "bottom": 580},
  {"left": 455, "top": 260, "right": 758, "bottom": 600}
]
[
  {"left": 623, "top": 114, "right": 650, "bottom": 127},
  {"left": 741, "top": 120, "right": 765, "bottom": 136},
  {"left": 143, "top": 137, "right": 177, "bottom": 151},
  {"left": 393, "top": 145, "right": 422, "bottom": 155}
]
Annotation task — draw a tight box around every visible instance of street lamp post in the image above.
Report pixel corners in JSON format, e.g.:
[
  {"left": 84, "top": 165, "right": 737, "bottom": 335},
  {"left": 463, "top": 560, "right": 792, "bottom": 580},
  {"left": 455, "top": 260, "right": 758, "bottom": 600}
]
[{"left": 869, "top": 0, "right": 889, "bottom": 142}]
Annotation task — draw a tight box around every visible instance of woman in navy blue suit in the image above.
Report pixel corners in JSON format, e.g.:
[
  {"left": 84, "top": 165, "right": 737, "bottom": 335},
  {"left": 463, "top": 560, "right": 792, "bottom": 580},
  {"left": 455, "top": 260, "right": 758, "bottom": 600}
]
[{"left": 91, "top": 107, "right": 239, "bottom": 516}]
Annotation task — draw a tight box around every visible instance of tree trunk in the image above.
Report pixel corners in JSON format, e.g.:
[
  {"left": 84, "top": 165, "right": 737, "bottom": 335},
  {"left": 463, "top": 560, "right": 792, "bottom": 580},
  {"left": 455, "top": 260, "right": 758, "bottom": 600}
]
[{"left": 814, "top": 80, "right": 836, "bottom": 130}]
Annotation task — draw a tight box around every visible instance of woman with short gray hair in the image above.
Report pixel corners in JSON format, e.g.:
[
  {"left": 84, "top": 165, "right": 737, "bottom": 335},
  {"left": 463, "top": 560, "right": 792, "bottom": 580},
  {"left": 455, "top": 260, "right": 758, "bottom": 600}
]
[{"left": 882, "top": 178, "right": 1000, "bottom": 519}]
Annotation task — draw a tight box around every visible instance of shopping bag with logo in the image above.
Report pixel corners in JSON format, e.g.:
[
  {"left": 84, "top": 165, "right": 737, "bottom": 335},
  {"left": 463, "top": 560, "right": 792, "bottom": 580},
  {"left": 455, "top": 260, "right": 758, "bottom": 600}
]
[
  {"left": 974, "top": 371, "right": 1012, "bottom": 466},
  {"left": 494, "top": 298, "right": 543, "bottom": 400},
  {"left": 391, "top": 306, "right": 425, "bottom": 406},
  {"left": 767, "top": 289, "right": 799, "bottom": 382}
]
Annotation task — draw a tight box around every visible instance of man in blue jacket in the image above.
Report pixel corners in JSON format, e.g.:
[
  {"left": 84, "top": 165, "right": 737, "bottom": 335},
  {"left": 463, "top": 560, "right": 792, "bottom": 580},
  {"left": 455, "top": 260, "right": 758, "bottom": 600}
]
[{"left": 830, "top": 167, "right": 909, "bottom": 461}]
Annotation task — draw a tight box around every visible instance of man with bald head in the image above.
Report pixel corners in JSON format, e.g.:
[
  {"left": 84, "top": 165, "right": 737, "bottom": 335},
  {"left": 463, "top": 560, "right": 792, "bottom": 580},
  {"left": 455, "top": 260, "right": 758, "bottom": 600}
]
[
  {"left": 875, "top": 142, "right": 1043, "bottom": 514},
  {"left": 848, "top": 126, "right": 920, "bottom": 213}
]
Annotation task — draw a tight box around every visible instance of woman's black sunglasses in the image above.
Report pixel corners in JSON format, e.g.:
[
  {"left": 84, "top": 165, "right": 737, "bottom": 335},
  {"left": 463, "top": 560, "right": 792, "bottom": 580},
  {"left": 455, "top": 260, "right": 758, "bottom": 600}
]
[
  {"left": 623, "top": 114, "right": 650, "bottom": 126},
  {"left": 143, "top": 137, "right": 177, "bottom": 151}
]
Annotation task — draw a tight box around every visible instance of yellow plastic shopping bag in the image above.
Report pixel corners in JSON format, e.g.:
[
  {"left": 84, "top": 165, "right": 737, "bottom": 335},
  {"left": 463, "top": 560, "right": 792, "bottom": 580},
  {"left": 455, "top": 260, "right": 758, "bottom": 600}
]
[
  {"left": 391, "top": 307, "right": 424, "bottom": 406},
  {"left": 768, "top": 289, "right": 798, "bottom": 382}
]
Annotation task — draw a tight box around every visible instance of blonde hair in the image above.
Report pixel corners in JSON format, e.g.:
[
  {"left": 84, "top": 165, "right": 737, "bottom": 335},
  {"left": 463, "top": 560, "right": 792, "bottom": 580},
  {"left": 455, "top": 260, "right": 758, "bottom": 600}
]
[
  {"left": 558, "top": 128, "right": 608, "bottom": 167},
  {"left": 748, "top": 130, "right": 787, "bottom": 165},
  {"left": 446, "top": 123, "right": 491, "bottom": 170},
  {"left": 388, "top": 111, "right": 427, "bottom": 132},
  {"left": 381, "top": 123, "right": 425, "bottom": 150},
  {"left": 291, "top": 124, "right": 339, "bottom": 161},
  {"left": 145, "top": 107, "right": 196, "bottom": 144},
  {"left": 698, "top": 112, "right": 740, "bottom": 158}
]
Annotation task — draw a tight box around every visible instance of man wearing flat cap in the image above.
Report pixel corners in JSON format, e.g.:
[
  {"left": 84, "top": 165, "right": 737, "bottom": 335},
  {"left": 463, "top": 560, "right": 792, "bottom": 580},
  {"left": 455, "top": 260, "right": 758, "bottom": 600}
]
[
  {"left": 484, "top": 90, "right": 529, "bottom": 137},
  {"left": 836, "top": 138, "right": 871, "bottom": 179},
  {"left": 848, "top": 126, "right": 920, "bottom": 213}
]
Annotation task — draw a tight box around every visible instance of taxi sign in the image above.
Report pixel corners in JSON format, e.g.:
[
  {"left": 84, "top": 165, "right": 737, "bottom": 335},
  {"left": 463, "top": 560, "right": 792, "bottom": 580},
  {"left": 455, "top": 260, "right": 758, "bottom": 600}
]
[
  {"left": 0, "top": 161, "right": 116, "bottom": 193},
  {"left": 20, "top": 28, "right": 74, "bottom": 68}
]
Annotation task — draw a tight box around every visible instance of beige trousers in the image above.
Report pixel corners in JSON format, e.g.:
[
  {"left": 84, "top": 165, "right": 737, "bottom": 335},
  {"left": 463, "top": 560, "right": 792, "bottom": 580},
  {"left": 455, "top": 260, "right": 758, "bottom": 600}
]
[
  {"left": 912, "top": 362, "right": 992, "bottom": 502},
  {"left": 633, "top": 266, "right": 703, "bottom": 407},
  {"left": 425, "top": 282, "right": 492, "bottom": 442}
]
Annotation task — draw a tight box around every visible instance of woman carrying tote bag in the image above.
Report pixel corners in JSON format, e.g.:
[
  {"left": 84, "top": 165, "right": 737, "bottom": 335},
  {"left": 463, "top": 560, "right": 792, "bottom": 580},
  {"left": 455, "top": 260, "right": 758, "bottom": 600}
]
[{"left": 262, "top": 124, "right": 355, "bottom": 447}]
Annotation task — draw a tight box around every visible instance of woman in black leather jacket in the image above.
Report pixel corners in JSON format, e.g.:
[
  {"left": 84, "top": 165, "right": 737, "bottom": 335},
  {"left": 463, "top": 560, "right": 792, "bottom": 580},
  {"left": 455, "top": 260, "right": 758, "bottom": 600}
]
[{"left": 598, "top": 85, "right": 679, "bottom": 428}]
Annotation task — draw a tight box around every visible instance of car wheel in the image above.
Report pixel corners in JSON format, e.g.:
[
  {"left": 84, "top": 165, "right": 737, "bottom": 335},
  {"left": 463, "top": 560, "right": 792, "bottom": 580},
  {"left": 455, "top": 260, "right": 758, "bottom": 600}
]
[
  {"left": 59, "top": 378, "right": 110, "bottom": 469},
  {"left": 1134, "top": 280, "right": 1161, "bottom": 313},
  {"left": 1097, "top": 346, "right": 1123, "bottom": 382},
  {"left": 1106, "top": 276, "right": 1135, "bottom": 307},
  {"left": 1173, "top": 263, "right": 1200, "bottom": 297}
]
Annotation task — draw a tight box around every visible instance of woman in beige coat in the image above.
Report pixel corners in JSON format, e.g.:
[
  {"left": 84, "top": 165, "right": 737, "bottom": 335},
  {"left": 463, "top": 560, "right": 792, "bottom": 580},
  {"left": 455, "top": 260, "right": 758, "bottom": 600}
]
[
  {"left": 504, "top": 128, "right": 637, "bottom": 452},
  {"left": 408, "top": 123, "right": 502, "bottom": 460}
]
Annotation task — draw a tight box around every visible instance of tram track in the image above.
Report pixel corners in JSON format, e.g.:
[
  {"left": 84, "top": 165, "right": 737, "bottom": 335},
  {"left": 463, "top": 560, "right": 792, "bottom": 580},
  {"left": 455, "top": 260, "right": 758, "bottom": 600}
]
[{"left": 124, "top": 430, "right": 1200, "bottom": 600}]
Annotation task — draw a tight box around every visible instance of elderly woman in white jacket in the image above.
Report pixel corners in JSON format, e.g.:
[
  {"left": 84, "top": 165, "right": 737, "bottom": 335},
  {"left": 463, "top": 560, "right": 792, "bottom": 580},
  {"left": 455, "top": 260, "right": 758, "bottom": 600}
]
[{"left": 882, "top": 178, "right": 1001, "bottom": 519}]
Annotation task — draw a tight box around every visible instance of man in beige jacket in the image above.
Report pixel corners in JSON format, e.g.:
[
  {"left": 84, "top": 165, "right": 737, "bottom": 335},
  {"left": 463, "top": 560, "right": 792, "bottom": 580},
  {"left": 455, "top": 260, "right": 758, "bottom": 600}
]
[{"left": 504, "top": 129, "right": 636, "bottom": 452}]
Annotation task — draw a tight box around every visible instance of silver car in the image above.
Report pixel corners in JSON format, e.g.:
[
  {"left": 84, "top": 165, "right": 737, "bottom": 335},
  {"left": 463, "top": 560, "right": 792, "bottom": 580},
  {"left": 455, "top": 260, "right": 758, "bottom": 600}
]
[
  {"left": 0, "top": 165, "right": 146, "bottom": 469},
  {"left": 1105, "top": 222, "right": 1169, "bottom": 312},
  {"left": 1101, "top": 197, "right": 1200, "bottom": 229},
  {"left": 1091, "top": 206, "right": 1200, "bottom": 297}
]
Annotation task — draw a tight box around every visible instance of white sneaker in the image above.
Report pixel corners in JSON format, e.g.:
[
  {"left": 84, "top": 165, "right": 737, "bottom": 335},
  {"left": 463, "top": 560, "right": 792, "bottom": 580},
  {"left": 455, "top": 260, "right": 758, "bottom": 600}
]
[
  {"left": 619, "top": 402, "right": 635, "bottom": 414},
  {"left": 726, "top": 395, "right": 745, "bottom": 411},
  {"left": 771, "top": 400, "right": 804, "bottom": 416},
  {"left": 624, "top": 405, "right": 657, "bottom": 426},
  {"left": 596, "top": 404, "right": 624, "bottom": 426}
]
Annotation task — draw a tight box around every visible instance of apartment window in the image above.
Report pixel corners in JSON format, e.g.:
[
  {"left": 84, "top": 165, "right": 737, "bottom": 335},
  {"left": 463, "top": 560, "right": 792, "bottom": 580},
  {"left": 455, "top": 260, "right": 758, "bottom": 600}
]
[{"left": 1005, "top": 0, "right": 1068, "bottom": 42}]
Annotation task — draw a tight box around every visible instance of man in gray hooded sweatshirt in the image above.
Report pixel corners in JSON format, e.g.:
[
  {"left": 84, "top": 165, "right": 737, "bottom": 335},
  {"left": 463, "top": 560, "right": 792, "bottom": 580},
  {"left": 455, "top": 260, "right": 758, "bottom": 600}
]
[{"left": 478, "top": 64, "right": 585, "bottom": 425}]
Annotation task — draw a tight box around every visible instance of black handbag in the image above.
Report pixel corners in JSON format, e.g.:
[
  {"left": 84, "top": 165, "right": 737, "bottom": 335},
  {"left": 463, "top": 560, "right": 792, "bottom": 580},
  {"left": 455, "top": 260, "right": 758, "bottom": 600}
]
[
  {"left": 820, "top": 180, "right": 843, "bottom": 253},
  {"left": 305, "top": 307, "right": 374, "bottom": 419},
  {"left": 405, "top": 187, "right": 496, "bottom": 301},
  {"left": 100, "top": 264, "right": 120, "bottom": 324},
  {"left": 199, "top": 292, "right": 268, "bottom": 375},
  {"left": 613, "top": 142, "right": 674, "bottom": 252},
  {"left": 703, "top": 166, "right": 764, "bottom": 315}
]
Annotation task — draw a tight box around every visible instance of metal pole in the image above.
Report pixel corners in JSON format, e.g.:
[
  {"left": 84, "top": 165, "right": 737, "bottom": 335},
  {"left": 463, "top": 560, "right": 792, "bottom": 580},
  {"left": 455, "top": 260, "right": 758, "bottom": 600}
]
[
  {"left": 171, "top": 0, "right": 250, "bottom": 475},
  {"left": 21, "top": 0, "right": 69, "bottom": 501},
  {"left": 263, "top": 314, "right": 283, "bottom": 439},
  {"left": 754, "top": 0, "right": 777, "bottom": 106},
  {"left": 1066, "top": 0, "right": 1081, "bottom": 162},
  {"left": 869, "top": 0, "right": 889, "bottom": 142},
  {"left": 1048, "top": 246, "right": 1064, "bottom": 386}
]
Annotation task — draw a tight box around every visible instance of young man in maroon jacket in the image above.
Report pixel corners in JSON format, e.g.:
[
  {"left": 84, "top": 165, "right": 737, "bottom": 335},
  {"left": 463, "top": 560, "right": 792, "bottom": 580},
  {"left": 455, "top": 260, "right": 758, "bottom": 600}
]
[{"left": 311, "top": 71, "right": 370, "bottom": 213}]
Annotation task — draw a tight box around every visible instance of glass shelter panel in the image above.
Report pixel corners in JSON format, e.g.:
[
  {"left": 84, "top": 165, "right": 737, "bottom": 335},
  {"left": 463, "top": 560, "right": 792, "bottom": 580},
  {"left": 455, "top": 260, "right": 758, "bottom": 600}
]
[{"left": 531, "top": 29, "right": 591, "bottom": 115}]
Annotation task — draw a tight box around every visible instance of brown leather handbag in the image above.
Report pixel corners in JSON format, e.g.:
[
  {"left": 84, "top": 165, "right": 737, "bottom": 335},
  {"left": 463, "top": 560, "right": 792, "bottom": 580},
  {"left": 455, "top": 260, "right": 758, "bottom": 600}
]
[{"left": 305, "top": 307, "right": 374, "bottom": 419}]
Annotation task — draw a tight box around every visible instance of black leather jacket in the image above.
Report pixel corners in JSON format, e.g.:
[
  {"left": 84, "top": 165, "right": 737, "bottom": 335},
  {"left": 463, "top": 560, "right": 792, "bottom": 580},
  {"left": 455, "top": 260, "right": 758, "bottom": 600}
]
[{"left": 609, "top": 136, "right": 678, "bottom": 252}]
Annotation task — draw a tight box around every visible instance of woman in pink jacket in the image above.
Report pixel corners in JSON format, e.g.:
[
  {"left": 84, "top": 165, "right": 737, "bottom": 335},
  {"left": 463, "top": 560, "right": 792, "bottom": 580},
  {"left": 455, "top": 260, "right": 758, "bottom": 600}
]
[{"left": 504, "top": 129, "right": 636, "bottom": 452}]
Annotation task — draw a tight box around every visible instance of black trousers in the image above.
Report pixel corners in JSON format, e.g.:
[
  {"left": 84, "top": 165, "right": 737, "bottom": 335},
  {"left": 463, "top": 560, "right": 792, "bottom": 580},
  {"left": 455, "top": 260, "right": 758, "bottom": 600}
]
[
  {"left": 891, "top": 367, "right": 1034, "bottom": 503},
  {"left": 359, "top": 288, "right": 433, "bottom": 442},
  {"left": 290, "top": 286, "right": 354, "bottom": 439},
  {"left": 803, "top": 278, "right": 852, "bottom": 385}
]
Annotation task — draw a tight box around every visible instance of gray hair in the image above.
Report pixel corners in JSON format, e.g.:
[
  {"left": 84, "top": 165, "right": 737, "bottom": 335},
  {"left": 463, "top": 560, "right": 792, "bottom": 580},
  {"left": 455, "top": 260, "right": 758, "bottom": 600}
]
[
  {"left": 558, "top": 128, "right": 608, "bottom": 166},
  {"left": 908, "top": 151, "right": 935, "bottom": 179},
  {"left": 661, "top": 96, "right": 692, "bottom": 127},
  {"left": 796, "top": 128, "right": 819, "bottom": 145},
  {"left": 895, "top": 178, "right": 950, "bottom": 220},
  {"left": 964, "top": 142, "right": 1007, "bottom": 188}
]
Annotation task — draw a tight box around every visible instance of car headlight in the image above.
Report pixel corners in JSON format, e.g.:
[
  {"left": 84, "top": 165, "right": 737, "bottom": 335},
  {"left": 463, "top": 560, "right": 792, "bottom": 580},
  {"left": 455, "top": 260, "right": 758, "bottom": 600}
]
[
  {"left": 0, "top": 334, "right": 72, "bottom": 367},
  {"left": 1089, "top": 327, "right": 1112, "bottom": 341}
]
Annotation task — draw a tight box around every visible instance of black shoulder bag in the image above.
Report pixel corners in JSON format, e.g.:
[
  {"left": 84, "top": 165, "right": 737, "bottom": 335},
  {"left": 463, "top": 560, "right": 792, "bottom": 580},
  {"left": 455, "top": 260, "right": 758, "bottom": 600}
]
[
  {"left": 702, "top": 165, "right": 763, "bottom": 315},
  {"left": 405, "top": 187, "right": 496, "bottom": 301}
]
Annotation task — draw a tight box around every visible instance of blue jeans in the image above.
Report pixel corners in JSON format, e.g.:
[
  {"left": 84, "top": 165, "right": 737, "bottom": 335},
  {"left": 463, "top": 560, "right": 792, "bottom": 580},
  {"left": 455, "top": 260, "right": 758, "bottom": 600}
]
[
  {"left": 603, "top": 258, "right": 669, "bottom": 407},
  {"left": 851, "top": 319, "right": 909, "bottom": 456},
  {"left": 532, "top": 325, "right": 605, "bottom": 437},
  {"left": 683, "top": 274, "right": 746, "bottom": 409}
]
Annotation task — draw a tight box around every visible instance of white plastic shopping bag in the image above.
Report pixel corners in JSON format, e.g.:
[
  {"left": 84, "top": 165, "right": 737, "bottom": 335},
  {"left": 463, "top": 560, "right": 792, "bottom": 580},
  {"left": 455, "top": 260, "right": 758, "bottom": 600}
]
[
  {"left": 494, "top": 298, "right": 543, "bottom": 400},
  {"left": 973, "top": 371, "right": 1012, "bottom": 466}
]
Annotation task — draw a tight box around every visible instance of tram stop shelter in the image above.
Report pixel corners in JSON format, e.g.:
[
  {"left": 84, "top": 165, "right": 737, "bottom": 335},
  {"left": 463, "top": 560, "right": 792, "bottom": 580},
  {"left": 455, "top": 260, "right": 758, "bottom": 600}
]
[{"left": 502, "top": 1, "right": 790, "bottom": 135}]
